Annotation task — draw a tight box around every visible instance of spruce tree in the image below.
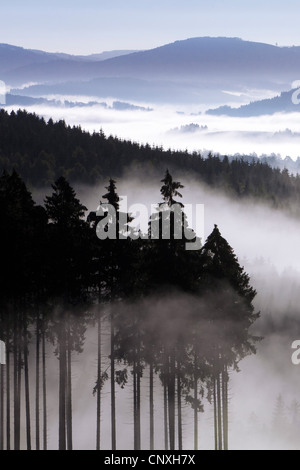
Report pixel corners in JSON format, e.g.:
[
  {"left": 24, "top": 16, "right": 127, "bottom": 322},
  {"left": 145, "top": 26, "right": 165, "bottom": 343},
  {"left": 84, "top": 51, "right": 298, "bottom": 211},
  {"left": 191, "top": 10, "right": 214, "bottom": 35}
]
[
  {"left": 45, "top": 176, "right": 91, "bottom": 450},
  {"left": 142, "top": 170, "right": 200, "bottom": 450},
  {"left": 200, "top": 224, "right": 260, "bottom": 450}
]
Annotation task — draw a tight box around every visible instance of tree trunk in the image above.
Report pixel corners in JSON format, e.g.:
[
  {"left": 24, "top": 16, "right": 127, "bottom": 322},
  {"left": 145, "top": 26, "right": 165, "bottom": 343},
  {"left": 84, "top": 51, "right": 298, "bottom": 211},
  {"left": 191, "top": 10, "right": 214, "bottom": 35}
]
[
  {"left": 136, "top": 337, "right": 141, "bottom": 450},
  {"left": 168, "top": 352, "right": 176, "bottom": 451},
  {"left": 13, "top": 313, "right": 18, "bottom": 450},
  {"left": 217, "top": 371, "right": 222, "bottom": 451},
  {"left": 177, "top": 362, "right": 182, "bottom": 451},
  {"left": 222, "top": 364, "right": 228, "bottom": 451},
  {"left": 213, "top": 377, "right": 217, "bottom": 451},
  {"left": 17, "top": 337, "right": 22, "bottom": 444},
  {"left": 194, "top": 350, "right": 198, "bottom": 451},
  {"left": 13, "top": 312, "right": 21, "bottom": 450},
  {"left": 6, "top": 319, "right": 10, "bottom": 450},
  {"left": 0, "top": 362, "right": 3, "bottom": 451},
  {"left": 164, "top": 354, "right": 168, "bottom": 451},
  {"left": 35, "top": 311, "right": 40, "bottom": 450},
  {"left": 66, "top": 321, "right": 73, "bottom": 451},
  {"left": 0, "top": 312, "right": 3, "bottom": 451},
  {"left": 23, "top": 316, "right": 31, "bottom": 450},
  {"left": 42, "top": 325, "right": 47, "bottom": 450},
  {"left": 58, "top": 325, "right": 66, "bottom": 450},
  {"left": 133, "top": 357, "right": 137, "bottom": 450},
  {"left": 149, "top": 362, "right": 154, "bottom": 450},
  {"left": 110, "top": 310, "right": 116, "bottom": 450},
  {"left": 96, "top": 310, "right": 101, "bottom": 451},
  {"left": 194, "top": 378, "right": 198, "bottom": 450}
]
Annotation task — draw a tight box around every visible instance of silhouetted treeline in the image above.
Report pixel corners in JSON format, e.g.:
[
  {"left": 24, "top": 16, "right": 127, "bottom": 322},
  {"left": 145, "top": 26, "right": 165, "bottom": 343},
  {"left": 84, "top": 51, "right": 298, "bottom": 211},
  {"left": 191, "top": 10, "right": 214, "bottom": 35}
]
[
  {"left": 0, "top": 109, "right": 299, "bottom": 215},
  {"left": 0, "top": 169, "right": 259, "bottom": 450}
]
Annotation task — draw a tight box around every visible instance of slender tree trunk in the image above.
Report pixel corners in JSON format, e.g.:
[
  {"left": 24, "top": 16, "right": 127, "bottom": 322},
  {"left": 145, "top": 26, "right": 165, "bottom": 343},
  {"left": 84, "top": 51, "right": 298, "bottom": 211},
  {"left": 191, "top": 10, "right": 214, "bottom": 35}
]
[
  {"left": 177, "top": 362, "right": 182, "bottom": 451},
  {"left": 0, "top": 313, "right": 3, "bottom": 451},
  {"left": 213, "top": 377, "right": 217, "bottom": 451},
  {"left": 222, "top": 367, "right": 225, "bottom": 450},
  {"left": 13, "top": 313, "right": 18, "bottom": 450},
  {"left": 168, "top": 352, "right": 176, "bottom": 451},
  {"left": 217, "top": 371, "right": 222, "bottom": 451},
  {"left": 164, "top": 353, "right": 168, "bottom": 451},
  {"left": 23, "top": 316, "right": 31, "bottom": 450},
  {"left": 222, "top": 364, "right": 228, "bottom": 451},
  {"left": 16, "top": 332, "right": 22, "bottom": 449},
  {"left": 110, "top": 310, "right": 116, "bottom": 450},
  {"left": 133, "top": 357, "right": 137, "bottom": 450},
  {"left": 136, "top": 335, "right": 141, "bottom": 450},
  {"left": 66, "top": 321, "right": 73, "bottom": 451},
  {"left": 35, "top": 311, "right": 40, "bottom": 450},
  {"left": 194, "top": 349, "right": 198, "bottom": 451},
  {"left": 14, "top": 311, "right": 21, "bottom": 450},
  {"left": 194, "top": 378, "right": 198, "bottom": 450},
  {"left": 58, "top": 325, "right": 66, "bottom": 450},
  {"left": 136, "top": 370, "right": 141, "bottom": 450},
  {"left": 6, "top": 319, "right": 10, "bottom": 450},
  {"left": 149, "top": 361, "right": 154, "bottom": 450},
  {"left": 42, "top": 325, "right": 47, "bottom": 450},
  {"left": 0, "top": 362, "right": 3, "bottom": 451},
  {"left": 96, "top": 310, "right": 101, "bottom": 451},
  {"left": 164, "top": 383, "right": 168, "bottom": 450},
  {"left": 225, "top": 371, "right": 228, "bottom": 451}
]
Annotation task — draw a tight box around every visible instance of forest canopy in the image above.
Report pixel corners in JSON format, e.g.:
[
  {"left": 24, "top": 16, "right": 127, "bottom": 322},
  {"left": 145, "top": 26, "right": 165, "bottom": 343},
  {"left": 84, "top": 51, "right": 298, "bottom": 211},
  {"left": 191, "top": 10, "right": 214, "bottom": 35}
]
[{"left": 0, "top": 109, "right": 299, "bottom": 216}]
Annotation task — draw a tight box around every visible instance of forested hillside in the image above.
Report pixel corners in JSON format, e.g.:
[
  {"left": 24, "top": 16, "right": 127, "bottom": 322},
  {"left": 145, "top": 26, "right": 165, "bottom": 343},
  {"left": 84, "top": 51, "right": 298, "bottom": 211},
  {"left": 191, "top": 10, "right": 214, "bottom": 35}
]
[
  {"left": 0, "top": 108, "right": 298, "bottom": 451},
  {"left": 0, "top": 109, "right": 300, "bottom": 215}
]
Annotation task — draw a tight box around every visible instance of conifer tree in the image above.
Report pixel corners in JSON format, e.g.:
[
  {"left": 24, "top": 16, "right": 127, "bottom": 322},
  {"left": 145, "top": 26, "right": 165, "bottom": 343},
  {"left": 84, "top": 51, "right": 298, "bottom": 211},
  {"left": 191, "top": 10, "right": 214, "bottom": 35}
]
[
  {"left": 45, "top": 176, "right": 91, "bottom": 450},
  {"left": 200, "top": 225, "right": 259, "bottom": 450}
]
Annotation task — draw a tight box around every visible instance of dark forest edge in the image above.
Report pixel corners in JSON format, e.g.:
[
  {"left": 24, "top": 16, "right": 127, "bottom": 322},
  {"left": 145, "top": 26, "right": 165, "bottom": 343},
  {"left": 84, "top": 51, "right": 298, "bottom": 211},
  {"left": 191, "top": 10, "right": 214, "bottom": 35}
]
[
  {"left": 0, "top": 169, "right": 260, "bottom": 450},
  {"left": 0, "top": 109, "right": 300, "bottom": 217}
]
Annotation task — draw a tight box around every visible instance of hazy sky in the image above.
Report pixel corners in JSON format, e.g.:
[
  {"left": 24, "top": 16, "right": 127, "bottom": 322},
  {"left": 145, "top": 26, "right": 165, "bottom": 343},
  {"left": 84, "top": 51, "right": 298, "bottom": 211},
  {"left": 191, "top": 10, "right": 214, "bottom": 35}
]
[{"left": 1, "top": 0, "right": 300, "bottom": 54}]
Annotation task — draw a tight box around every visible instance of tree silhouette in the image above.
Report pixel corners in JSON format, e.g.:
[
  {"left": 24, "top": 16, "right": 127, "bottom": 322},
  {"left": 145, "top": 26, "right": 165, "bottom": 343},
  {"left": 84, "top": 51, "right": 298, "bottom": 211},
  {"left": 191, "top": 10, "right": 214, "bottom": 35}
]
[
  {"left": 45, "top": 176, "right": 91, "bottom": 450},
  {"left": 200, "top": 224, "right": 259, "bottom": 450},
  {"left": 141, "top": 170, "right": 200, "bottom": 450}
]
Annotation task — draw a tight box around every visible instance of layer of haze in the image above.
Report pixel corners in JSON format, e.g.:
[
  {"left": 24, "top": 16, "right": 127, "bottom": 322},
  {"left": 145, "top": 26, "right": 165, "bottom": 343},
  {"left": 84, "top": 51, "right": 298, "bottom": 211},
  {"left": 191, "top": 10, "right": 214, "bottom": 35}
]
[
  {"left": 18, "top": 172, "right": 300, "bottom": 450},
  {"left": 9, "top": 96, "right": 300, "bottom": 450},
  {"left": 5, "top": 98, "right": 300, "bottom": 160},
  {"left": 34, "top": 177, "right": 299, "bottom": 451}
]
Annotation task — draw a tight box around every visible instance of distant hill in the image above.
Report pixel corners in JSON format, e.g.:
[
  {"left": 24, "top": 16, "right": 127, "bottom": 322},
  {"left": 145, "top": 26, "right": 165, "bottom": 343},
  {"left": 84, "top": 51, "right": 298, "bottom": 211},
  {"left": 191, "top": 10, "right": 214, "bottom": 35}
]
[
  {"left": 0, "top": 43, "right": 139, "bottom": 83},
  {"left": 206, "top": 89, "right": 300, "bottom": 116},
  {"left": 2, "top": 93, "right": 152, "bottom": 111},
  {"left": 3, "top": 37, "right": 300, "bottom": 95},
  {"left": 11, "top": 76, "right": 207, "bottom": 104}
]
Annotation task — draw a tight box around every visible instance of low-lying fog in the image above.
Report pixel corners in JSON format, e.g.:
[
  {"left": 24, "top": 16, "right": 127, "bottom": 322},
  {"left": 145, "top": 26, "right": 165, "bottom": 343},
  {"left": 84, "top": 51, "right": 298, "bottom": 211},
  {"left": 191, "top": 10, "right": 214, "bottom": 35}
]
[
  {"left": 4, "top": 96, "right": 300, "bottom": 160},
  {"left": 31, "top": 177, "right": 300, "bottom": 450},
  {"left": 9, "top": 93, "right": 300, "bottom": 449}
]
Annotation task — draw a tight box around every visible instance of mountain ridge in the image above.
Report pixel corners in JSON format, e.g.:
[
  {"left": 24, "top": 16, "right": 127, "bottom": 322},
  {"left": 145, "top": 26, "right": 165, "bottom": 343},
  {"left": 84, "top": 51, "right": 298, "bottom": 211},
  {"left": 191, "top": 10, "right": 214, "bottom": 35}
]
[
  {"left": 206, "top": 88, "right": 300, "bottom": 116},
  {"left": 3, "top": 37, "right": 300, "bottom": 89}
]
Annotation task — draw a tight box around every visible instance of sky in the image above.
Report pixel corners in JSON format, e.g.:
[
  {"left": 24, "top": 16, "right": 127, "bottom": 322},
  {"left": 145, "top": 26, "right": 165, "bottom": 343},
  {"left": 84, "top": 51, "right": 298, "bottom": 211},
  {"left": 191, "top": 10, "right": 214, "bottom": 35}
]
[{"left": 1, "top": 0, "right": 300, "bottom": 55}]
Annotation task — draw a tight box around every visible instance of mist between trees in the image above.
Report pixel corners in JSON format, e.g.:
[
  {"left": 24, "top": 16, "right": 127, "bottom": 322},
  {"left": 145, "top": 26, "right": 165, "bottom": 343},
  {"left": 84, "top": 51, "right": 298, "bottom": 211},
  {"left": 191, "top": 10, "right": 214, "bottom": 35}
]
[{"left": 0, "top": 167, "right": 261, "bottom": 450}]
